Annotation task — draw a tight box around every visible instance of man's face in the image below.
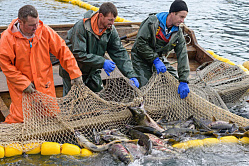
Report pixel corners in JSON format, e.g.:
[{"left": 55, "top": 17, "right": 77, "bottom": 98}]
[
  {"left": 18, "top": 15, "right": 39, "bottom": 36},
  {"left": 172, "top": 11, "right": 188, "bottom": 26},
  {"left": 99, "top": 12, "right": 116, "bottom": 29}
]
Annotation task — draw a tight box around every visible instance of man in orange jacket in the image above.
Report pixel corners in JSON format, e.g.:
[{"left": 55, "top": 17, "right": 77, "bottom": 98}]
[{"left": 0, "top": 5, "right": 83, "bottom": 123}]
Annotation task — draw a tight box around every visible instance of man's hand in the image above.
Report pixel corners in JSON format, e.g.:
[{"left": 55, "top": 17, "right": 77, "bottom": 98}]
[
  {"left": 153, "top": 57, "right": 167, "bottom": 74},
  {"left": 103, "top": 60, "right": 116, "bottom": 76},
  {"left": 71, "top": 76, "right": 83, "bottom": 86},
  {"left": 23, "top": 83, "right": 36, "bottom": 94},
  {"left": 130, "top": 77, "right": 139, "bottom": 88},
  {"left": 178, "top": 82, "right": 190, "bottom": 99}
]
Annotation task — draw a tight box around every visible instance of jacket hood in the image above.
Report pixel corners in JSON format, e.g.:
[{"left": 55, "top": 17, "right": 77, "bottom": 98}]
[
  {"left": 7, "top": 18, "right": 43, "bottom": 39},
  {"left": 156, "top": 12, "right": 179, "bottom": 39},
  {"left": 83, "top": 10, "right": 113, "bottom": 33}
]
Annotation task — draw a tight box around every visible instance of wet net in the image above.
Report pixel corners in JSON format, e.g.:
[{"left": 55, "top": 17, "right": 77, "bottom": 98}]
[
  {"left": 189, "top": 60, "right": 249, "bottom": 104},
  {"left": 0, "top": 61, "right": 249, "bottom": 152}
]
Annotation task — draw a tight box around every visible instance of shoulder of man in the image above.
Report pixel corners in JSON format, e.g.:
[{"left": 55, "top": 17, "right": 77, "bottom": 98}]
[
  {"left": 139, "top": 14, "right": 158, "bottom": 30},
  {"left": 83, "top": 10, "right": 95, "bottom": 19},
  {"left": 145, "top": 14, "right": 158, "bottom": 24}
]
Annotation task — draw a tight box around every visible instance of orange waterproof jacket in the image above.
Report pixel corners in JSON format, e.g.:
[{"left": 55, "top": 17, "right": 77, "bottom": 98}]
[{"left": 0, "top": 19, "right": 82, "bottom": 123}]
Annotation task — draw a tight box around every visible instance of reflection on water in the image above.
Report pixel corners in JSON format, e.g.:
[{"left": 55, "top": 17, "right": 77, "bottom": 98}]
[
  {"left": 0, "top": 0, "right": 249, "bottom": 165},
  {"left": 0, "top": 0, "right": 87, "bottom": 26}
]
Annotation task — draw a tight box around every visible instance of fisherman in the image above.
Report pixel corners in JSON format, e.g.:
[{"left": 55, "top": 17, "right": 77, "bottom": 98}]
[
  {"left": 0, "top": 5, "right": 83, "bottom": 123},
  {"left": 131, "top": 0, "right": 190, "bottom": 99},
  {"left": 59, "top": 2, "right": 139, "bottom": 95}
]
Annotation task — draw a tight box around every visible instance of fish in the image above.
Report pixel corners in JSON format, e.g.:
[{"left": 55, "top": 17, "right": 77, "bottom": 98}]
[
  {"left": 98, "top": 129, "right": 129, "bottom": 142},
  {"left": 128, "top": 128, "right": 152, "bottom": 155},
  {"left": 191, "top": 116, "right": 212, "bottom": 131},
  {"left": 93, "top": 128, "right": 101, "bottom": 144},
  {"left": 145, "top": 133, "right": 180, "bottom": 154},
  {"left": 74, "top": 130, "right": 137, "bottom": 152},
  {"left": 144, "top": 133, "right": 166, "bottom": 147},
  {"left": 157, "top": 118, "right": 183, "bottom": 129},
  {"left": 217, "top": 124, "right": 238, "bottom": 133},
  {"left": 214, "top": 127, "right": 248, "bottom": 138},
  {"left": 132, "top": 126, "right": 163, "bottom": 137},
  {"left": 162, "top": 127, "right": 200, "bottom": 138},
  {"left": 122, "top": 142, "right": 147, "bottom": 159},
  {"left": 108, "top": 143, "right": 134, "bottom": 165},
  {"left": 243, "top": 125, "right": 249, "bottom": 131},
  {"left": 101, "top": 135, "right": 130, "bottom": 142},
  {"left": 128, "top": 103, "right": 165, "bottom": 132},
  {"left": 208, "top": 116, "right": 238, "bottom": 131},
  {"left": 157, "top": 115, "right": 198, "bottom": 130},
  {"left": 98, "top": 129, "right": 113, "bottom": 135},
  {"left": 199, "top": 130, "right": 218, "bottom": 138}
]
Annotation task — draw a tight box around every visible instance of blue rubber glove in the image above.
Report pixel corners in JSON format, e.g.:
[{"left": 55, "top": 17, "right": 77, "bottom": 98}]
[
  {"left": 178, "top": 82, "right": 190, "bottom": 99},
  {"left": 130, "top": 77, "right": 139, "bottom": 88},
  {"left": 153, "top": 57, "right": 167, "bottom": 74},
  {"left": 103, "top": 60, "right": 116, "bottom": 76}
]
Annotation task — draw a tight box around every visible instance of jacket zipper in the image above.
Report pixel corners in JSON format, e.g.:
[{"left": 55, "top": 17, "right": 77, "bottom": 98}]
[{"left": 29, "top": 39, "right": 33, "bottom": 48}]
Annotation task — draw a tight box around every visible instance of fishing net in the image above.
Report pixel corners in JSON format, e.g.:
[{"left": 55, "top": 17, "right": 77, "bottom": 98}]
[
  {"left": 189, "top": 60, "right": 249, "bottom": 104},
  {"left": 0, "top": 61, "right": 249, "bottom": 152}
]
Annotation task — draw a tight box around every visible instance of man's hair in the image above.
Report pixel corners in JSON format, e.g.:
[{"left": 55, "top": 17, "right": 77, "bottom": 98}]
[
  {"left": 169, "top": 0, "right": 188, "bottom": 13},
  {"left": 99, "top": 2, "right": 118, "bottom": 17},
  {"left": 18, "top": 5, "right": 38, "bottom": 21}
]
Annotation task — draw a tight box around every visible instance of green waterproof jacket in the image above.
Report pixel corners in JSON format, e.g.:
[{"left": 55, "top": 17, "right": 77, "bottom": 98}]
[
  {"left": 59, "top": 10, "right": 137, "bottom": 92},
  {"left": 131, "top": 14, "right": 190, "bottom": 87}
]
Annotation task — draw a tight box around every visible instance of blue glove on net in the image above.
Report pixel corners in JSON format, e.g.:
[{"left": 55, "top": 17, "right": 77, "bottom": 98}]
[
  {"left": 130, "top": 77, "right": 139, "bottom": 88},
  {"left": 103, "top": 60, "right": 116, "bottom": 76},
  {"left": 178, "top": 82, "right": 190, "bottom": 99},
  {"left": 153, "top": 57, "right": 167, "bottom": 74}
]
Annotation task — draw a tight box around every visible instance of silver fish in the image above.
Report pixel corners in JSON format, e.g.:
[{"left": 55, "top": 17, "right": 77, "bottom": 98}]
[
  {"left": 208, "top": 116, "right": 238, "bottom": 130},
  {"left": 74, "top": 130, "right": 137, "bottom": 152},
  {"left": 128, "top": 103, "right": 165, "bottom": 132}
]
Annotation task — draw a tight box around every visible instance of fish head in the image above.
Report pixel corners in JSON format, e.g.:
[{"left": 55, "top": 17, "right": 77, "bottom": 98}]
[
  {"left": 74, "top": 130, "right": 81, "bottom": 138},
  {"left": 128, "top": 103, "right": 146, "bottom": 123}
]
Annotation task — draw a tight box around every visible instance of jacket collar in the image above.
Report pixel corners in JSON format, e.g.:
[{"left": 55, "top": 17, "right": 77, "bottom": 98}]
[
  {"left": 8, "top": 18, "right": 43, "bottom": 40},
  {"left": 84, "top": 12, "right": 112, "bottom": 37},
  {"left": 156, "top": 12, "right": 179, "bottom": 39}
]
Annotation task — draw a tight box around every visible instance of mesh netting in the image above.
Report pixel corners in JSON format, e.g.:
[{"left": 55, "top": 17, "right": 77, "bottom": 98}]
[
  {"left": 189, "top": 60, "right": 249, "bottom": 104},
  {"left": 1, "top": 61, "right": 249, "bottom": 152}
]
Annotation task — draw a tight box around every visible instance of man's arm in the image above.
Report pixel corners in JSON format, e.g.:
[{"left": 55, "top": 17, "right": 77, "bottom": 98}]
[
  {"left": 66, "top": 20, "right": 106, "bottom": 70},
  {"left": 134, "top": 17, "right": 159, "bottom": 64},
  {"left": 0, "top": 36, "right": 31, "bottom": 92},
  {"left": 46, "top": 25, "right": 82, "bottom": 80},
  {"left": 107, "top": 26, "right": 137, "bottom": 79},
  {"left": 174, "top": 30, "right": 190, "bottom": 83}
]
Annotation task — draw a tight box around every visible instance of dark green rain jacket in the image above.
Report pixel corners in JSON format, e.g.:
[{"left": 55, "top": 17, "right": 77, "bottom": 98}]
[
  {"left": 59, "top": 10, "right": 137, "bottom": 92},
  {"left": 131, "top": 13, "right": 190, "bottom": 87}
]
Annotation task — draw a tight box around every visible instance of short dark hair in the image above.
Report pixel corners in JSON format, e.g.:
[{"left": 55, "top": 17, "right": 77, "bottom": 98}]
[
  {"left": 18, "top": 5, "right": 38, "bottom": 21},
  {"left": 99, "top": 2, "right": 118, "bottom": 18},
  {"left": 169, "top": 0, "right": 188, "bottom": 13}
]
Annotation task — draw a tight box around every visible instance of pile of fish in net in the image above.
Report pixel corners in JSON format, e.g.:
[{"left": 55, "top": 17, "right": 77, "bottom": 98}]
[{"left": 0, "top": 61, "right": 249, "bottom": 164}]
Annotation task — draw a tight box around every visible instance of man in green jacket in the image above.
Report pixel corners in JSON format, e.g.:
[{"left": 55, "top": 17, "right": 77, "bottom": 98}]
[
  {"left": 59, "top": 2, "right": 139, "bottom": 95},
  {"left": 131, "top": 0, "right": 190, "bottom": 99}
]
